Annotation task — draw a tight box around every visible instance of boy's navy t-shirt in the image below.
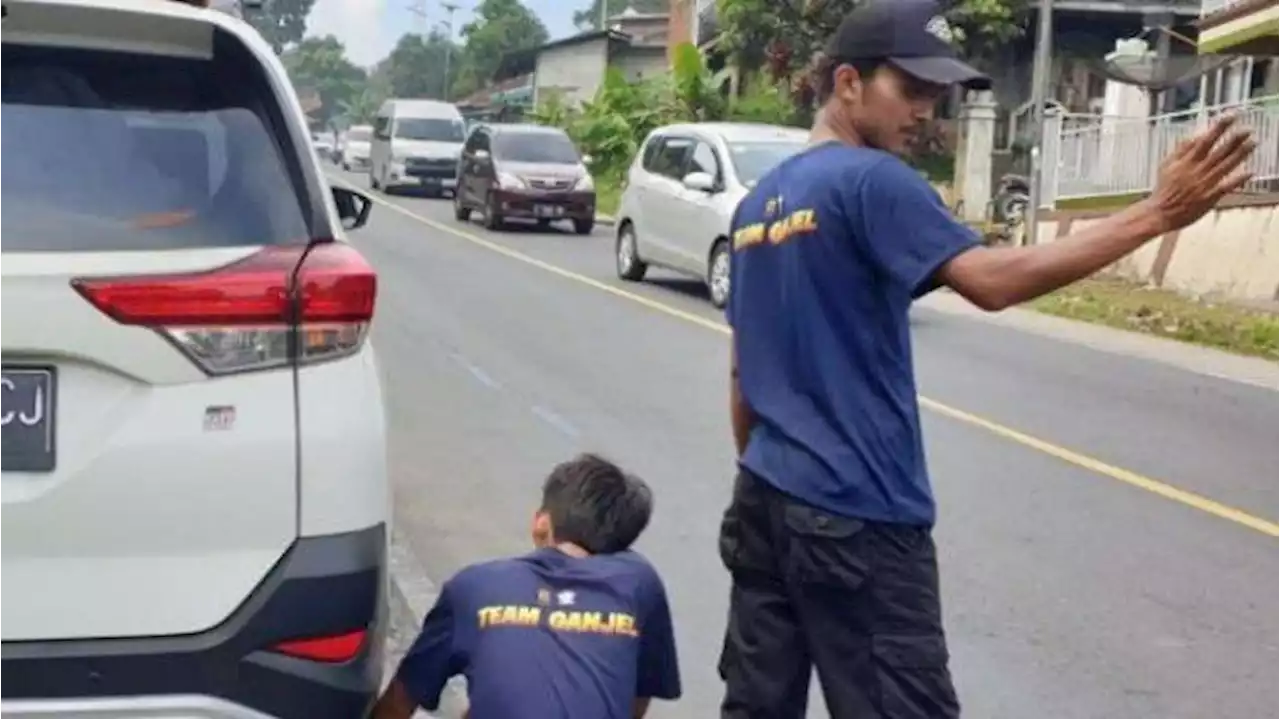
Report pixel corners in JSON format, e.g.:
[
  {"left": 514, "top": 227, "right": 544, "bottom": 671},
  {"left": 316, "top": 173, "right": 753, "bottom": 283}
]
[
  {"left": 396, "top": 547, "right": 681, "bottom": 719},
  {"left": 727, "top": 143, "right": 979, "bottom": 526}
]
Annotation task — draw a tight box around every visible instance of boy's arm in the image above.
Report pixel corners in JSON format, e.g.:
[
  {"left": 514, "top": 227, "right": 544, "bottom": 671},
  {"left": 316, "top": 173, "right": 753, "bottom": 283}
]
[
  {"left": 371, "top": 680, "right": 418, "bottom": 719},
  {"left": 372, "top": 582, "right": 464, "bottom": 719},
  {"left": 635, "top": 570, "right": 682, "bottom": 708}
]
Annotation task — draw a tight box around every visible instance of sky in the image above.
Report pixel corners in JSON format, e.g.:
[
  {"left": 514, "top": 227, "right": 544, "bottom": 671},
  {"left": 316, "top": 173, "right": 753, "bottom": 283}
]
[{"left": 305, "top": 0, "right": 588, "bottom": 69}]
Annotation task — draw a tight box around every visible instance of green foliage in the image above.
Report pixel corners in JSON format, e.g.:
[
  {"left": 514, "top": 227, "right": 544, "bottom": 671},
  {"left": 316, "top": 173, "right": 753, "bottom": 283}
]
[
  {"left": 531, "top": 44, "right": 808, "bottom": 191},
  {"left": 282, "top": 35, "right": 366, "bottom": 128},
  {"left": 246, "top": 0, "right": 315, "bottom": 53},
  {"left": 452, "top": 0, "right": 549, "bottom": 99},
  {"left": 380, "top": 31, "right": 460, "bottom": 100},
  {"left": 572, "top": 0, "right": 666, "bottom": 31},
  {"left": 716, "top": 0, "right": 1027, "bottom": 109},
  {"left": 726, "top": 77, "right": 798, "bottom": 126}
]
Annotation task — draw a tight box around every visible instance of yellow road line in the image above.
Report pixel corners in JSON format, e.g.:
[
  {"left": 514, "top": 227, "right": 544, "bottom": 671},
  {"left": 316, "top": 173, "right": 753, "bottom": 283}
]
[{"left": 338, "top": 177, "right": 1280, "bottom": 539}]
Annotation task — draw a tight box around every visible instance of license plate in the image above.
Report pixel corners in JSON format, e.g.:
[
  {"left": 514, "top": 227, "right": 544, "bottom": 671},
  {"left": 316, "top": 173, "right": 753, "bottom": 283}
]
[
  {"left": 535, "top": 204, "right": 564, "bottom": 218},
  {"left": 2, "top": 368, "right": 57, "bottom": 472}
]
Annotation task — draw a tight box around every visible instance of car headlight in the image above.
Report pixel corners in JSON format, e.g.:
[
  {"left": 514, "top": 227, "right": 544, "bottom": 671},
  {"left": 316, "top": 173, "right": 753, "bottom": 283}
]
[
  {"left": 574, "top": 174, "right": 594, "bottom": 191},
  {"left": 497, "top": 172, "right": 526, "bottom": 190}
]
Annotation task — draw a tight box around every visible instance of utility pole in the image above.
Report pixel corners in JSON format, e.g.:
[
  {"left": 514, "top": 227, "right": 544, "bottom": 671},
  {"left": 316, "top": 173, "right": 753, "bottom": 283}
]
[
  {"left": 599, "top": 0, "right": 607, "bottom": 30},
  {"left": 440, "top": 2, "right": 458, "bottom": 101},
  {"left": 1024, "top": 0, "right": 1054, "bottom": 246}
]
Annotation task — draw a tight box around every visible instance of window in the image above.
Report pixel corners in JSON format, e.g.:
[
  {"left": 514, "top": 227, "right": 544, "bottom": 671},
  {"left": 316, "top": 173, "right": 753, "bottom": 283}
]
[
  {"left": 494, "top": 130, "right": 580, "bottom": 164},
  {"left": 641, "top": 135, "right": 664, "bottom": 169},
  {"left": 394, "top": 117, "right": 465, "bottom": 142},
  {"left": 688, "top": 141, "right": 720, "bottom": 178},
  {"left": 648, "top": 137, "right": 694, "bottom": 180},
  {"left": 726, "top": 141, "right": 807, "bottom": 187},
  {"left": 2, "top": 41, "right": 311, "bottom": 253}
]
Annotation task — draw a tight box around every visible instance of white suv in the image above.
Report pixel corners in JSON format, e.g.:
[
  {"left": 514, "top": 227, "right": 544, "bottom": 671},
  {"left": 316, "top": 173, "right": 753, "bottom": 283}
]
[
  {"left": 1, "top": 1, "right": 390, "bottom": 718},
  {"left": 614, "top": 122, "right": 808, "bottom": 308}
]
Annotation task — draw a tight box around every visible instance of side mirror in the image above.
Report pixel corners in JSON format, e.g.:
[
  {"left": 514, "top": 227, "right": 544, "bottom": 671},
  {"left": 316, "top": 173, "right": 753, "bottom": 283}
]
[
  {"left": 332, "top": 185, "right": 372, "bottom": 231},
  {"left": 474, "top": 149, "right": 491, "bottom": 162},
  {"left": 682, "top": 171, "right": 716, "bottom": 193}
]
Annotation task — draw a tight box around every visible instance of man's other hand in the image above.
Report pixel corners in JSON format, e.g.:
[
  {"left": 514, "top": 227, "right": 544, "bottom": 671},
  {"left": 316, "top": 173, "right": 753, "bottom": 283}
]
[{"left": 1147, "top": 114, "right": 1256, "bottom": 233}]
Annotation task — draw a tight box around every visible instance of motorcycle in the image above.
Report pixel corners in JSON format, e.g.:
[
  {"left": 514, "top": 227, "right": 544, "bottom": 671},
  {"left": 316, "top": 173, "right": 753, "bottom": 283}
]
[{"left": 993, "top": 173, "right": 1029, "bottom": 223}]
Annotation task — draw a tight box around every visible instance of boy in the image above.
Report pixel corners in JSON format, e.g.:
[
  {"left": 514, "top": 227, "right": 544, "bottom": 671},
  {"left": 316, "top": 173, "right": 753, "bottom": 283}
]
[{"left": 373, "top": 453, "right": 682, "bottom": 719}]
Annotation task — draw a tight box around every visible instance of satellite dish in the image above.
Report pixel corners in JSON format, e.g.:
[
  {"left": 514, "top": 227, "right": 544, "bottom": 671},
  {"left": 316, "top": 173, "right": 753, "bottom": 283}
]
[{"left": 1090, "top": 31, "right": 1233, "bottom": 91}]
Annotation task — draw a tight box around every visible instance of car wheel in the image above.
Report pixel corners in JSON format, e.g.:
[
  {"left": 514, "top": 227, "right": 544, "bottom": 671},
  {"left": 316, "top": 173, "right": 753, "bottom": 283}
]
[
  {"left": 707, "top": 239, "right": 731, "bottom": 309},
  {"left": 616, "top": 223, "right": 647, "bottom": 281},
  {"left": 454, "top": 192, "right": 471, "bottom": 222},
  {"left": 573, "top": 219, "right": 594, "bottom": 235},
  {"left": 484, "top": 195, "right": 504, "bottom": 231}
]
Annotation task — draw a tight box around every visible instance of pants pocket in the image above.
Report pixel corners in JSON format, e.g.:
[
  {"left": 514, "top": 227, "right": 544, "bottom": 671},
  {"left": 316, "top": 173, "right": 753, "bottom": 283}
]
[
  {"left": 872, "top": 634, "right": 960, "bottom": 719},
  {"left": 782, "top": 503, "right": 869, "bottom": 590}
]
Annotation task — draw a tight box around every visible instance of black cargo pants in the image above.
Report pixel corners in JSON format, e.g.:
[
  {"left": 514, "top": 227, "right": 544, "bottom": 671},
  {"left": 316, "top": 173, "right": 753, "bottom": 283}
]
[{"left": 717, "top": 470, "right": 961, "bottom": 719}]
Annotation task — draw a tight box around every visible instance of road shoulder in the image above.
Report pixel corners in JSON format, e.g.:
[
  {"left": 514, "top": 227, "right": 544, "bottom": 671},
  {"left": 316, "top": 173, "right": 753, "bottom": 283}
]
[{"left": 917, "top": 291, "right": 1278, "bottom": 390}]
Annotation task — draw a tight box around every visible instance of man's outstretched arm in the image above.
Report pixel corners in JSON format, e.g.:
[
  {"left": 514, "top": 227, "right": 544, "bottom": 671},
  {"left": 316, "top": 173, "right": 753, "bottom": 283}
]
[{"left": 939, "top": 115, "right": 1254, "bottom": 311}]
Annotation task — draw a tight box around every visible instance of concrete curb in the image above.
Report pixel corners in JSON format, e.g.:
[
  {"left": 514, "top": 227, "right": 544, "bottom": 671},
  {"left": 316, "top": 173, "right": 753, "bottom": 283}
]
[{"left": 595, "top": 213, "right": 616, "bottom": 227}]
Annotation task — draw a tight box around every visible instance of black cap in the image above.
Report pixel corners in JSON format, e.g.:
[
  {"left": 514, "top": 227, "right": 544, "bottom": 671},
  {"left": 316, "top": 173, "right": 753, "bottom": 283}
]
[{"left": 824, "top": 0, "right": 990, "bottom": 90}]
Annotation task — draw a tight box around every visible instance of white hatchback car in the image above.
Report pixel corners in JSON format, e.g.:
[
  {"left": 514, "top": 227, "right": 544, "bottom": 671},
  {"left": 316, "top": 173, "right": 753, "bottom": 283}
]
[
  {"left": 1, "top": 1, "right": 389, "bottom": 718},
  {"left": 614, "top": 122, "right": 809, "bottom": 308}
]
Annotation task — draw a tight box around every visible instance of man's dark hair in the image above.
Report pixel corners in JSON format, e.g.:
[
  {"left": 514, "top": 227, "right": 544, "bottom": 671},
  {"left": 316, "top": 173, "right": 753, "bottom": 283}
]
[
  {"left": 540, "top": 453, "right": 653, "bottom": 555},
  {"left": 813, "top": 54, "right": 885, "bottom": 104}
]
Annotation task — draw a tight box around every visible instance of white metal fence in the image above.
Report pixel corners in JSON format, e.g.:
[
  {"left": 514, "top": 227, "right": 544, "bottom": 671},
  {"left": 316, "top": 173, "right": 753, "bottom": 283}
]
[
  {"left": 1201, "top": 0, "right": 1251, "bottom": 15},
  {"left": 1040, "top": 95, "right": 1279, "bottom": 207}
]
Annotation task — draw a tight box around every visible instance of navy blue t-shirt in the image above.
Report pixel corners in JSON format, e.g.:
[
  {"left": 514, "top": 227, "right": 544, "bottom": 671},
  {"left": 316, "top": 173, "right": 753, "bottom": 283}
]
[
  {"left": 396, "top": 548, "right": 681, "bottom": 719},
  {"left": 726, "top": 143, "right": 979, "bottom": 526}
]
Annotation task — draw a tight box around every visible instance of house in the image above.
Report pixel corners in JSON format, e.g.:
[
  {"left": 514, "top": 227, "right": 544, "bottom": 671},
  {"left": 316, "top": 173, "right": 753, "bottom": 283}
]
[
  {"left": 473, "top": 9, "right": 670, "bottom": 115},
  {"left": 1197, "top": 0, "right": 1278, "bottom": 54}
]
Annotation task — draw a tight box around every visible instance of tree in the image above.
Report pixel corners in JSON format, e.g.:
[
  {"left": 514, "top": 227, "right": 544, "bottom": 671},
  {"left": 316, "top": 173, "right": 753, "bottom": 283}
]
[
  {"left": 246, "top": 0, "right": 315, "bottom": 53},
  {"left": 380, "top": 31, "right": 461, "bottom": 101},
  {"left": 282, "top": 35, "right": 366, "bottom": 128},
  {"left": 572, "top": 0, "right": 667, "bottom": 31},
  {"left": 452, "top": 0, "right": 549, "bottom": 99},
  {"left": 716, "top": 0, "right": 1027, "bottom": 102}
]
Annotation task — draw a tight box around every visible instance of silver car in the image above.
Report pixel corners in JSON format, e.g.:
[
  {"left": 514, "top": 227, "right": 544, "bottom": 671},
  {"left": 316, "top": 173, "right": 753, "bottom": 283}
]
[{"left": 614, "top": 122, "right": 809, "bottom": 308}]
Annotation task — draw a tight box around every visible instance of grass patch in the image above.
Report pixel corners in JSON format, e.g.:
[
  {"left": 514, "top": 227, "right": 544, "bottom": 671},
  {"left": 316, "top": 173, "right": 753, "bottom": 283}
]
[
  {"left": 595, "top": 175, "right": 623, "bottom": 218},
  {"left": 1028, "top": 278, "right": 1279, "bottom": 360}
]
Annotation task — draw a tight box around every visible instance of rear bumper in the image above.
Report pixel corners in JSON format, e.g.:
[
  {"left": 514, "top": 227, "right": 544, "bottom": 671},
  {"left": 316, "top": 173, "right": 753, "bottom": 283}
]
[
  {"left": 1, "top": 524, "right": 387, "bottom": 719},
  {"left": 493, "top": 189, "right": 596, "bottom": 221}
]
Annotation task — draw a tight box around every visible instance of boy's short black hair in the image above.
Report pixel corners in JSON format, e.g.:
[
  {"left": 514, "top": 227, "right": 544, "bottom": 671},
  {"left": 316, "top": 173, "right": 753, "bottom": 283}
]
[{"left": 540, "top": 453, "right": 653, "bottom": 555}]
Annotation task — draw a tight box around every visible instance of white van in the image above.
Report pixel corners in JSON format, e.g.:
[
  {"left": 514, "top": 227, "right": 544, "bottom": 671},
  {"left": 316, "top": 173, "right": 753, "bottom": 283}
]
[{"left": 370, "top": 99, "right": 467, "bottom": 196}]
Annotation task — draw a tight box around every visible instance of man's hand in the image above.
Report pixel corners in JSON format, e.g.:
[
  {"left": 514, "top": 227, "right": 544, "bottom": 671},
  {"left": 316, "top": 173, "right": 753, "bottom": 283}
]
[{"left": 1145, "top": 113, "right": 1256, "bottom": 233}]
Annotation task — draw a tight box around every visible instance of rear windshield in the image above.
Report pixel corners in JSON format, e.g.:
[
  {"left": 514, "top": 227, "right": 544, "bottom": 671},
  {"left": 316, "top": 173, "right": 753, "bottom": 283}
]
[
  {"left": 395, "top": 117, "right": 465, "bottom": 142},
  {"left": 1, "top": 42, "right": 311, "bottom": 253},
  {"left": 727, "top": 141, "right": 808, "bottom": 187},
  {"left": 495, "top": 131, "right": 580, "bottom": 164}
]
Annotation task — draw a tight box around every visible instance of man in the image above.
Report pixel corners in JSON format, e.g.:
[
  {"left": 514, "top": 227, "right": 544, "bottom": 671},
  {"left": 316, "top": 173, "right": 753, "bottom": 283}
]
[
  {"left": 719, "top": 1, "right": 1255, "bottom": 717},
  {"left": 372, "top": 453, "right": 681, "bottom": 719}
]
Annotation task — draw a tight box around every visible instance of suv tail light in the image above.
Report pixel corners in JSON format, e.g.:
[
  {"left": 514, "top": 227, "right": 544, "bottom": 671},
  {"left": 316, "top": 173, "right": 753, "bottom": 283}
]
[
  {"left": 272, "top": 628, "right": 367, "bottom": 663},
  {"left": 71, "top": 243, "right": 376, "bottom": 375}
]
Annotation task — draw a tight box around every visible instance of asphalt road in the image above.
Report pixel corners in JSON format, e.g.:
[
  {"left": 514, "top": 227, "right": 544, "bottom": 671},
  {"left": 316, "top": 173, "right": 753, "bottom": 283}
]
[{"left": 335, "top": 170, "right": 1279, "bottom": 719}]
